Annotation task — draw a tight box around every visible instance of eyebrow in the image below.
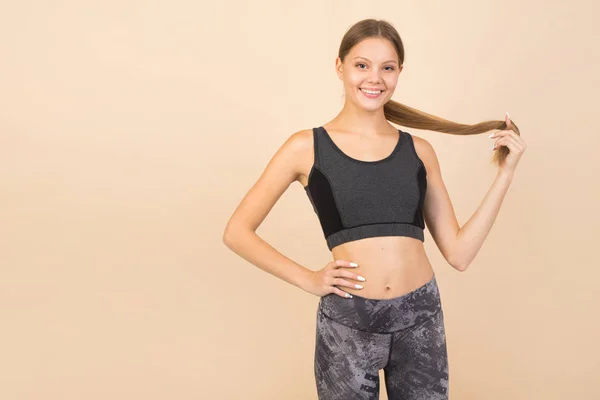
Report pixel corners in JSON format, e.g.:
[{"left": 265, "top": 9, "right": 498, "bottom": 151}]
[{"left": 353, "top": 56, "right": 398, "bottom": 64}]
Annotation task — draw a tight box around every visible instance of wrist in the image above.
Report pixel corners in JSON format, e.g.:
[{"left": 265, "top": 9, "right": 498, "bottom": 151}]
[
  {"left": 296, "top": 268, "right": 315, "bottom": 292},
  {"left": 497, "top": 168, "right": 514, "bottom": 180}
]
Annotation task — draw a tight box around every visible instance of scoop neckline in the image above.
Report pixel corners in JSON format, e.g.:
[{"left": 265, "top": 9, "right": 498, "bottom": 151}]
[{"left": 319, "top": 126, "right": 403, "bottom": 164}]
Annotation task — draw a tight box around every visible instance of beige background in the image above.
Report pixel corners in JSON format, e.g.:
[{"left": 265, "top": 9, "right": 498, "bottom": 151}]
[{"left": 1, "top": 1, "right": 599, "bottom": 399}]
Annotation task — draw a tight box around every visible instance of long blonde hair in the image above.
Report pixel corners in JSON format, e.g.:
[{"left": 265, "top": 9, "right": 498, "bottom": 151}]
[{"left": 339, "top": 18, "right": 521, "bottom": 166}]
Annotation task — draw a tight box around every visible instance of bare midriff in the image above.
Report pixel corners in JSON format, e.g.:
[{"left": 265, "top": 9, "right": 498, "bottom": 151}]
[{"left": 330, "top": 235, "right": 435, "bottom": 300}]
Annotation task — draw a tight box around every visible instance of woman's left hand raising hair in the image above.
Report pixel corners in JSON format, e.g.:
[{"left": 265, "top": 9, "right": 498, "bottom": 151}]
[{"left": 490, "top": 112, "right": 527, "bottom": 174}]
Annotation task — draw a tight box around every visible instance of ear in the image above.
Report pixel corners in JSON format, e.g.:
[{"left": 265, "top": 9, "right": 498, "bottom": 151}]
[
  {"left": 335, "top": 57, "right": 343, "bottom": 80},
  {"left": 398, "top": 64, "right": 404, "bottom": 74}
]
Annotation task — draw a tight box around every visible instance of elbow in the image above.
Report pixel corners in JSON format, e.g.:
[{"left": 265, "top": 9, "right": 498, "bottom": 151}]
[
  {"left": 222, "top": 225, "right": 252, "bottom": 248},
  {"left": 222, "top": 233, "right": 231, "bottom": 247},
  {"left": 454, "top": 263, "right": 468, "bottom": 272},
  {"left": 448, "top": 238, "right": 469, "bottom": 272},
  {"left": 222, "top": 228, "right": 236, "bottom": 248},
  {"left": 449, "top": 255, "right": 469, "bottom": 272}
]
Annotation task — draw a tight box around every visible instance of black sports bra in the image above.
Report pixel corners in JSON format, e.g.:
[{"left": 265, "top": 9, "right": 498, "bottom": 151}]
[{"left": 304, "top": 126, "right": 427, "bottom": 251}]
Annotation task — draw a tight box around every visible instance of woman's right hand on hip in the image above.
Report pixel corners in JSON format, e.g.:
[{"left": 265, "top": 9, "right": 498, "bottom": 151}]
[{"left": 305, "top": 259, "right": 366, "bottom": 298}]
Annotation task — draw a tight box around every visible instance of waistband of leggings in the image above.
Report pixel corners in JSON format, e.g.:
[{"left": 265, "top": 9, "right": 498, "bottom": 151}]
[{"left": 318, "top": 273, "right": 441, "bottom": 334}]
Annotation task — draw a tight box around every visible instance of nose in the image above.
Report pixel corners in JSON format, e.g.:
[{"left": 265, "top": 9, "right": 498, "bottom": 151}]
[{"left": 367, "top": 69, "right": 382, "bottom": 84}]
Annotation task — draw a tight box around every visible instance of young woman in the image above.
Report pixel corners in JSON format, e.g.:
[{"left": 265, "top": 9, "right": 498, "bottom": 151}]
[{"left": 223, "top": 18, "right": 526, "bottom": 400}]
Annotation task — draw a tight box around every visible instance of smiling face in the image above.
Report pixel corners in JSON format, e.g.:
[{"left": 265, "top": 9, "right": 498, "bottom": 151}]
[{"left": 336, "top": 37, "right": 403, "bottom": 111}]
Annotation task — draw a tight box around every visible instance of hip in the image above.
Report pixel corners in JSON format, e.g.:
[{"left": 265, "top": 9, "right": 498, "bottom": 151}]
[{"left": 318, "top": 272, "right": 442, "bottom": 334}]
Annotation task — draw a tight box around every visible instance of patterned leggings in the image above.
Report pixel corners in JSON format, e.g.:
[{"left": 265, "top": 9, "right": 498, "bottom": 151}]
[{"left": 314, "top": 273, "right": 449, "bottom": 399}]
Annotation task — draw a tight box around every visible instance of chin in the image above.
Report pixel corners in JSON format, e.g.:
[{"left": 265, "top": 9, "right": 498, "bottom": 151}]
[{"left": 356, "top": 98, "right": 385, "bottom": 110}]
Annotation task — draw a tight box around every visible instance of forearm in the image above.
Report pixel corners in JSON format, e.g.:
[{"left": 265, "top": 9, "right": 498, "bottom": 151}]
[
  {"left": 222, "top": 229, "right": 314, "bottom": 293},
  {"left": 453, "top": 169, "right": 514, "bottom": 270}
]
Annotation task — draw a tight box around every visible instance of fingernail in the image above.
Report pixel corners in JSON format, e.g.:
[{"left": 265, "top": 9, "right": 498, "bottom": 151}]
[
  {"left": 349, "top": 262, "right": 358, "bottom": 267},
  {"left": 506, "top": 111, "right": 510, "bottom": 118},
  {"left": 346, "top": 293, "right": 353, "bottom": 298},
  {"left": 355, "top": 284, "right": 363, "bottom": 289},
  {"left": 357, "top": 275, "right": 366, "bottom": 281},
  {"left": 488, "top": 133, "right": 495, "bottom": 138},
  {"left": 492, "top": 144, "right": 496, "bottom": 151}
]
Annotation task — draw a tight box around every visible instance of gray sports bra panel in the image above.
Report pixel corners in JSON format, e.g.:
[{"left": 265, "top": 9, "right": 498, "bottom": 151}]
[{"left": 304, "top": 126, "right": 427, "bottom": 251}]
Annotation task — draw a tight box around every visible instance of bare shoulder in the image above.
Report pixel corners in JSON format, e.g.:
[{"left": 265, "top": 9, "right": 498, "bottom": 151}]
[
  {"left": 222, "top": 128, "right": 314, "bottom": 235},
  {"left": 269, "top": 128, "right": 313, "bottom": 165},
  {"left": 283, "top": 127, "right": 313, "bottom": 161},
  {"left": 410, "top": 133, "right": 440, "bottom": 176},
  {"left": 286, "top": 128, "right": 313, "bottom": 153},
  {"left": 284, "top": 128, "right": 315, "bottom": 185}
]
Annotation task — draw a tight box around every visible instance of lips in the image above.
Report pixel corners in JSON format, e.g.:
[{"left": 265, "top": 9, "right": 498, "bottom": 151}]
[{"left": 359, "top": 88, "right": 384, "bottom": 98}]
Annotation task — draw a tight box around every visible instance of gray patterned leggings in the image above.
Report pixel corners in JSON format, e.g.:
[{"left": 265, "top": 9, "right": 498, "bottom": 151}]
[{"left": 314, "top": 273, "right": 449, "bottom": 399}]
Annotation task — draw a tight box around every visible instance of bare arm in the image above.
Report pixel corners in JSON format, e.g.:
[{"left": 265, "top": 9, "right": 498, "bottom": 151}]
[
  {"left": 416, "top": 136, "right": 515, "bottom": 272},
  {"left": 222, "top": 130, "right": 315, "bottom": 292},
  {"left": 453, "top": 169, "right": 514, "bottom": 270}
]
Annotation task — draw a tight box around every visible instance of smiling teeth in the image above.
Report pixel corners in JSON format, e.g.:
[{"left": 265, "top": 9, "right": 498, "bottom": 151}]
[{"left": 361, "top": 89, "right": 382, "bottom": 94}]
